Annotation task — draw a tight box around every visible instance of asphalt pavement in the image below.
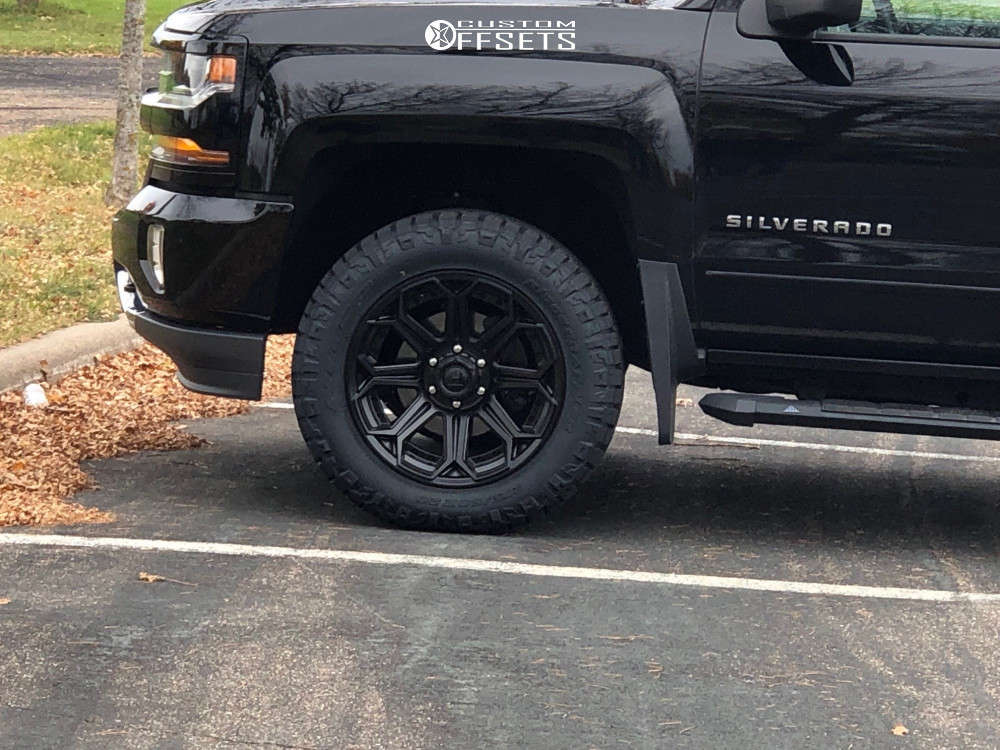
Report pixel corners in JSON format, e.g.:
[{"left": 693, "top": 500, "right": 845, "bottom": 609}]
[
  {"left": 3, "top": 368, "right": 1000, "bottom": 748},
  {"left": 0, "top": 57, "right": 159, "bottom": 135}
]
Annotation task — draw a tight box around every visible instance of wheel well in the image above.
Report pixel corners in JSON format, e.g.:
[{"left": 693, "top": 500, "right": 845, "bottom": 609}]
[{"left": 272, "top": 144, "right": 648, "bottom": 367}]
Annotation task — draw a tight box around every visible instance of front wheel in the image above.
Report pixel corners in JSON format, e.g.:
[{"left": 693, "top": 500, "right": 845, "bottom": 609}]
[{"left": 292, "top": 210, "right": 624, "bottom": 532}]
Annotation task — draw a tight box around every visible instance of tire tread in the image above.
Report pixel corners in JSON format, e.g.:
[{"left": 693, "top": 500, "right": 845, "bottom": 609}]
[{"left": 293, "top": 210, "right": 624, "bottom": 533}]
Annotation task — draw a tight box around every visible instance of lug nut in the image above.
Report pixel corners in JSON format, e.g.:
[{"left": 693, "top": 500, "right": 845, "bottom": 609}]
[
  {"left": 452, "top": 400, "right": 462, "bottom": 409},
  {"left": 477, "top": 386, "right": 487, "bottom": 396},
  {"left": 429, "top": 357, "right": 438, "bottom": 367},
  {"left": 453, "top": 344, "right": 463, "bottom": 354},
  {"left": 477, "top": 359, "right": 487, "bottom": 368},
  {"left": 428, "top": 386, "right": 437, "bottom": 395}
]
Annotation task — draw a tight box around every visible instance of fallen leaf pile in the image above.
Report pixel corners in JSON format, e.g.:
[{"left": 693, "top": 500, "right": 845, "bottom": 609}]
[{"left": 0, "top": 335, "right": 294, "bottom": 528}]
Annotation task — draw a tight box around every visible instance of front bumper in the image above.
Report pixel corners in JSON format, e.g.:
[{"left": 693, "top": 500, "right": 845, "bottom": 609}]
[
  {"left": 112, "top": 185, "right": 292, "bottom": 400},
  {"left": 111, "top": 185, "right": 293, "bottom": 329},
  {"left": 116, "top": 270, "right": 266, "bottom": 400}
]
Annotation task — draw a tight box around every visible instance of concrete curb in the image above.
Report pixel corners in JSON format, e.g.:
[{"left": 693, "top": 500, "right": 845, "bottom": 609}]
[{"left": 0, "top": 316, "right": 142, "bottom": 394}]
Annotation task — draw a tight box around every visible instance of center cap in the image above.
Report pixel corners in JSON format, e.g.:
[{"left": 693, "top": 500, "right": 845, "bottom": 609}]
[
  {"left": 426, "top": 350, "right": 491, "bottom": 409},
  {"left": 442, "top": 364, "right": 471, "bottom": 394}
]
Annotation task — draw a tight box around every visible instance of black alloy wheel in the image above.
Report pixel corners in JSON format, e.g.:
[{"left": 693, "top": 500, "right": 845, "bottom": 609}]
[
  {"left": 347, "top": 271, "right": 565, "bottom": 487},
  {"left": 293, "top": 210, "right": 625, "bottom": 533}
]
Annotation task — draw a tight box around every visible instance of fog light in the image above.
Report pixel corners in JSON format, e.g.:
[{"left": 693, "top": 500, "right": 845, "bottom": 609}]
[{"left": 147, "top": 224, "right": 166, "bottom": 289}]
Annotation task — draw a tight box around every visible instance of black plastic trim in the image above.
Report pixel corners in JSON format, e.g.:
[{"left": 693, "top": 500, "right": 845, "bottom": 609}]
[
  {"left": 126, "top": 308, "right": 266, "bottom": 400},
  {"left": 148, "top": 163, "right": 237, "bottom": 189},
  {"left": 815, "top": 30, "right": 1000, "bottom": 50},
  {"left": 639, "top": 260, "right": 702, "bottom": 444}
]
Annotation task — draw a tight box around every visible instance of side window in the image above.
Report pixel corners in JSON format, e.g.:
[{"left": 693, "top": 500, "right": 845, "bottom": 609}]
[{"left": 847, "top": 0, "right": 1000, "bottom": 39}]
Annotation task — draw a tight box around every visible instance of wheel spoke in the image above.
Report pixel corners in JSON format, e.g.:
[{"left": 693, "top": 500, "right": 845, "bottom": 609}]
[
  {"left": 432, "top": 413, "right": 473, "bottom": 480},
  {"left": 445, "top": 284, "right": 474, "bottom": 343},
  {"left": 355, "top": 378, "right": 421, "bottom": 400},
  {"left": 364, "top": 359, "right": 419, "bottom": 377},
  {"left": 494, "top": 362, "right": 558, "bottom": 405},
  {"left": 370, "top": 395, "right": 438, "bottom": 464},
  {"left": 395, "top": 317, "right": 439, "bottom": 353},
  {"left": 392, "top": 294, "right": 441, "bottom": 353},
  {"left": 354, "top": 361, "right": 422, "bottom": 400},
  {"left": 495, "top": 376, "right": 539, "bottom": 390},
  {"left": 481, "top": 396, "right": 540, "bottom": 462},
  {"left": 494, "top": 362, "right": 553, "bottom": 383},
  {"left": 365, "top": 312, "right": 439, "bottom": 354},
  {"left": 498, "top": 381, "right": 559, "bottom": 406},
  {"left": 476, "top": 295, "right": 518, "bottom": 357}
]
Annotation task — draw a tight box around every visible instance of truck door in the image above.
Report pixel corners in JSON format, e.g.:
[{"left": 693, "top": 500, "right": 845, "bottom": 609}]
[{"left": 694, "top": 0, "right": 1000, "bottom": 371}]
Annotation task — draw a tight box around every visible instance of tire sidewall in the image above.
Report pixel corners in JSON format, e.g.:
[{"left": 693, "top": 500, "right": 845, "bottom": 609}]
[{"left": 294, "top": 214, "right": 617, "bottom": 524}]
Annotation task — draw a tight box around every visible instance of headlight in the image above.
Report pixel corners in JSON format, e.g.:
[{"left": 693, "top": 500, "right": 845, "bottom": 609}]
[{"left": 150, "top": 51, "right": 238, "bottom": 109}]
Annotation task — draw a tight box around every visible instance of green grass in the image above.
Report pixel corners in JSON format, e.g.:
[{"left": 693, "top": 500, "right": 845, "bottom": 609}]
[
  {"left": 0, "top": 122, "right": 152, "bottom": 346},
  {"left": 865, "top": 0, "right": 1000, "bottom": 21},
  {"left": 0, "top": 0, "right": 190, "bottom": 55}
]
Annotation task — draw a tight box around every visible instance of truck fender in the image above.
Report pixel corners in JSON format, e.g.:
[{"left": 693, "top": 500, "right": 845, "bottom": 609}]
[
  {"left": 245, "top": 53, "right": 702, "bottom": 439},
  {"left": 245, "top": 53, "right": 695, "bottom": 253}
]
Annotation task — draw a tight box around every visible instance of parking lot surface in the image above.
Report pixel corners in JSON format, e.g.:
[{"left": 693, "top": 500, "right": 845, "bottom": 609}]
[
  {"left": 0, "top": 57, "right": 158, "bottom": 135},
  {"left": 3, "top": 369, "right": 1000, "bottom": 748}
]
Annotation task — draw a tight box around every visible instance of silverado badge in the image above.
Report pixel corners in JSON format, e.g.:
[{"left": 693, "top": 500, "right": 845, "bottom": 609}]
[{"left": 726, "top": 215, "right": 893, "bottom": 238}]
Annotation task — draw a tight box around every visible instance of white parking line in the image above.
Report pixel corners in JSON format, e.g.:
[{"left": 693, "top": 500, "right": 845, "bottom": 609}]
[
  {"left": 620, "top": 428, "right": 1000, "bottom": 465},
  {"left": 2, "top": 533, "right": 998, "bottom": 604},
  {"left": 256, "top": 403, "right": 1000, "bottom": 465}
]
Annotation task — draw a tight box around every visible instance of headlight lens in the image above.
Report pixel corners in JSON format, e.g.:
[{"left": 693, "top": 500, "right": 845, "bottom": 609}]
[{"left": 153, "top": 51, "right": 238, "bottom": 109}]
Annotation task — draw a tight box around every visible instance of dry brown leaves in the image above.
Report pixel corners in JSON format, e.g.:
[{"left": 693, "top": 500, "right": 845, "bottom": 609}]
[
  {"left": 0, "top": 334, "right": 294, "bottom": 528},
  {"left": 138, "top": 571, "right": 196, "bottom": 586}
]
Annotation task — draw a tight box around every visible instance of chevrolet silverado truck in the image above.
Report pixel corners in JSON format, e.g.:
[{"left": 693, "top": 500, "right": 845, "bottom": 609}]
[{"left": 113, "top": 0, "right": 1000, "bottom": 531}]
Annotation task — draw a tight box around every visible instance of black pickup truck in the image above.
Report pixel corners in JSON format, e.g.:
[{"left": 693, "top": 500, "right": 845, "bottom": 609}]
[{"left": 113, "top": 0, "right": 1000, "bottom": 531}]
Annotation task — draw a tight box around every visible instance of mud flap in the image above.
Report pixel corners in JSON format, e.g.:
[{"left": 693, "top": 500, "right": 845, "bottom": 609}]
[{"left": 638, "top": 260, "right": 702, "bottom": 444}]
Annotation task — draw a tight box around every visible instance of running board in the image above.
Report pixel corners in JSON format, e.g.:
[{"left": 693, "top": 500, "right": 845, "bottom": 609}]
[{"left": 699, "top": 393, "right": 1000, "bottom": 441}]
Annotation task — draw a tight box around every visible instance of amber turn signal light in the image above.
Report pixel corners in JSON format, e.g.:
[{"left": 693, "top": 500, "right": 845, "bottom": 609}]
[
  {"left": 207, "top": 56, "right": 238, "bottom": 86},
  {"left": 152, "top": 136, "right": 230, "bottom": 167}
]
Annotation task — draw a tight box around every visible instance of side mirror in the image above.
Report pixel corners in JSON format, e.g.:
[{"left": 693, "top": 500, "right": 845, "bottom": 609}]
[
  {"left": 768, "top": 0, "right": 862, "bottom": 33},
  {"left": 738, "top": 0, "right": 861, "bottom": 38}
]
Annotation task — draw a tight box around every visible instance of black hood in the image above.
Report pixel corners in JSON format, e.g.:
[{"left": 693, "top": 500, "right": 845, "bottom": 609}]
[{"left": 166, "top": 0, "right": 614, "bottom": 31}]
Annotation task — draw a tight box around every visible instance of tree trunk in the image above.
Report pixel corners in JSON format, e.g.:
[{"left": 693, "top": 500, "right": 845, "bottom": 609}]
[
  {"left": 105, "top": 0, "right": 146, "bottom": 208},
  {"left": 872, "top": 0, "right": 898, "bottom": 31}
]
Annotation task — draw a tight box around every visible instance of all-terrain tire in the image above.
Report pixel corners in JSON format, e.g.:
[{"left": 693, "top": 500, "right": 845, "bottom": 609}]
[{"left": 292, "top": 209, "right": 624, "bottom": 533}]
